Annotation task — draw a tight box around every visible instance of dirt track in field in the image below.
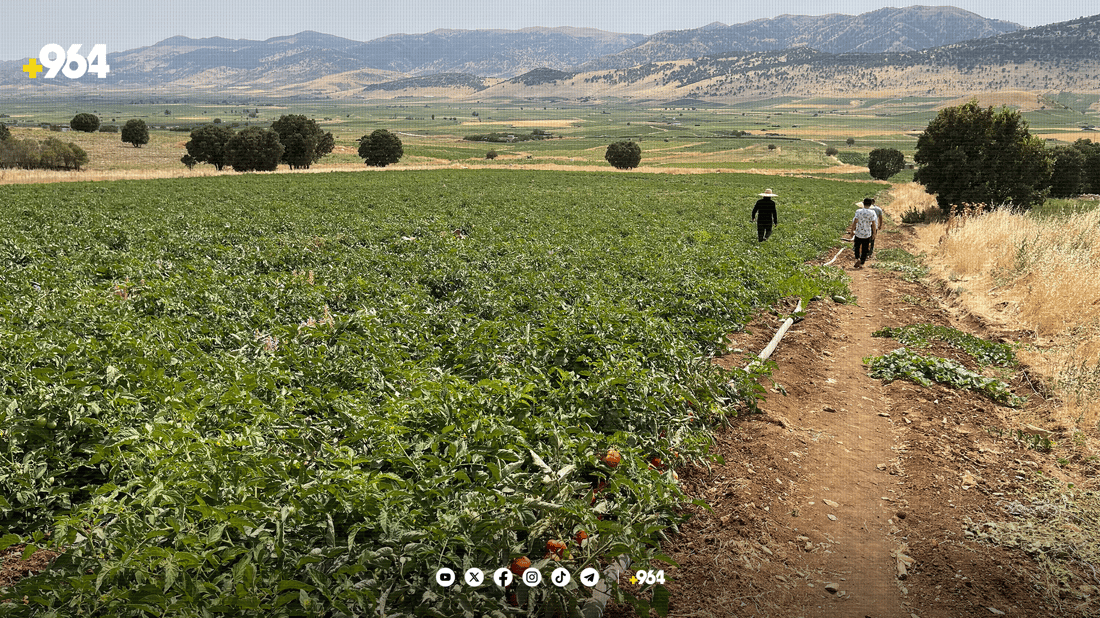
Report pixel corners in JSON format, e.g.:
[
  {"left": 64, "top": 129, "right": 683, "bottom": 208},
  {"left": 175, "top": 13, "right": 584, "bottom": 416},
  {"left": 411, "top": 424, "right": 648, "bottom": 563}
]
[{"left": 607, "top": 189, "right": 1099, "bottom": 618}]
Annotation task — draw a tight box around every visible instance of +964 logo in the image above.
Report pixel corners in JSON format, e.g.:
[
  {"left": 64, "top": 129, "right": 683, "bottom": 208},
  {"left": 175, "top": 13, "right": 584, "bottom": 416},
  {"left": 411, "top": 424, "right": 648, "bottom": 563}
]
[{"left": 24, "top": 44, "right": 110, "bottom": 79}]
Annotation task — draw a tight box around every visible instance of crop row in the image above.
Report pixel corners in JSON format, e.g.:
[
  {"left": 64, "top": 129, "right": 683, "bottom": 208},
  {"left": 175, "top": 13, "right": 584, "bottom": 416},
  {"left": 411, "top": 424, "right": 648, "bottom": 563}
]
[{"left": 0, "top": 170, "right": 869, "bottom": 616}]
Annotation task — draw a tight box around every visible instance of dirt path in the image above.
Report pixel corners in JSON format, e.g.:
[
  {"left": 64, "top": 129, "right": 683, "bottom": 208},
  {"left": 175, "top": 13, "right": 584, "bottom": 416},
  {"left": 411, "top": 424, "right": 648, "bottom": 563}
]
[
  {"left": 759, "top": 264, "right": 910, "bottom": 617},
  {"left": 609, "top": 209, "right": 1099, "bottom": 617}
]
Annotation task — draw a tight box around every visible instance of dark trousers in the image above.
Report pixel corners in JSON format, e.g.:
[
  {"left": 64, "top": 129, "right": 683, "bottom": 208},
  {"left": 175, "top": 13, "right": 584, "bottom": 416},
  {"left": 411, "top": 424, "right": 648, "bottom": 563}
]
[
  {"left": 757, "top": 223, "right": 773, "bottom": 242},
  {"left": 854, "top": 236, "right": 872, "bottom": 263}
]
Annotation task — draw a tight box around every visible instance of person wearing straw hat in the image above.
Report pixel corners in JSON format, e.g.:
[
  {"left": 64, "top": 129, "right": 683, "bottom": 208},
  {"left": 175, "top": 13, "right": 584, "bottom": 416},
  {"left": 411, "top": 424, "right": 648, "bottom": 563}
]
[{"left": 751, "top": 188, "right": 779, "bottom": 242}]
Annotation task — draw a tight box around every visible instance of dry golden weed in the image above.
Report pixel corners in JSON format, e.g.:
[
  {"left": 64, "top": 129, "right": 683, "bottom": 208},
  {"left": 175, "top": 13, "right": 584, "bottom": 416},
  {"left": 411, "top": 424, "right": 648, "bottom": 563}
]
[{"left": 891, "top": 183, "right": 1100, "bottom": 443}]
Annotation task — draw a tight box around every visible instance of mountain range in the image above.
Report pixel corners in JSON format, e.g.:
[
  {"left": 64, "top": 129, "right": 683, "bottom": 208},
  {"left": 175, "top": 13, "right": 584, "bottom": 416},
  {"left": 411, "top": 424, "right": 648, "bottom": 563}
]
[{"left": 3, "top": 6, "right": 1099, "bottom": 101}]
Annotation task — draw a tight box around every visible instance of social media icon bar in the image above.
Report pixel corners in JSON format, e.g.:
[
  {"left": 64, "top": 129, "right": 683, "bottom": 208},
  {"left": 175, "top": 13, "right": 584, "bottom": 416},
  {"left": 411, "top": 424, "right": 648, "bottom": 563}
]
[
  {"left": 464, "top": 568, "right": 484, "bottom": 587},
  {"left": 522, "top": 567, "right": 542, "bottom": 587},
  {"left": 493, "top": 567, "right": 514, "bottom": 587},
  {"left": 551, "top": 567, "right": 571, "bottom": 587},
  {"left": 579, "top": 567, "right": 600, "bottom": 587},
  {"left": 435, "top": 567, "right": 456, "bottom": 587}
]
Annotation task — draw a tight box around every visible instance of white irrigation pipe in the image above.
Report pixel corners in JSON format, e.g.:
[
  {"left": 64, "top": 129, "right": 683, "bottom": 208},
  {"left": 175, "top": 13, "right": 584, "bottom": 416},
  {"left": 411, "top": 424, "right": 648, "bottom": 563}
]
[
  {"left": 744, "top": 298, "right": 803, "bottom": 371},
  {"left": 823, "top": 244, "right": 848, "bottom": 267},
  {"left": 583, "top": 555, "right": 633, "bottom": 618}
]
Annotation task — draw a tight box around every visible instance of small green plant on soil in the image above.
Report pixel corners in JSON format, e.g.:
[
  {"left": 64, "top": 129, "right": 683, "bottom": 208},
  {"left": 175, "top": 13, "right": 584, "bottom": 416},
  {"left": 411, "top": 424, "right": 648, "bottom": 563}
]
[
  {"left": 901, "top": 294, "right": 936, "bottom": 308},
  {"left": 864, "top": 348, "right": 1025, "bottom": 407},
  {"left": 873, "top": 324, "right": 1017, "bottom": 367},
  {"left": 871, "top": 247, "right": 928, "bottom": 282}
]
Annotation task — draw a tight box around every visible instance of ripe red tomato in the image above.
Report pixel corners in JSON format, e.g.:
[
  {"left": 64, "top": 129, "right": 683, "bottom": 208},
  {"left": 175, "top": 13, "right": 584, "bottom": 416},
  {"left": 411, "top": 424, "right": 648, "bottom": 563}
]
[
  {"left": 546, "top": 539, "right": 566, "bottom": 557},
  {"left": 603, "top": 449, "right": 621, "bottom": 468},
  {"left": 509, "top": 556, "right": 531, "bottom": 575}
]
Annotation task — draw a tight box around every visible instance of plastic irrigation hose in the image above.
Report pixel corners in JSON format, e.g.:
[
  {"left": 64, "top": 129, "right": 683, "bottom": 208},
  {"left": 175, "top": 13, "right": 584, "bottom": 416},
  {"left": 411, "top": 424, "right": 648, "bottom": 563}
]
[
  {"left": 824, "top": 246, "right": 846, "bottom": 266},
  {"left": 744, "top": 299, "right": 803, "bottom": 371}
]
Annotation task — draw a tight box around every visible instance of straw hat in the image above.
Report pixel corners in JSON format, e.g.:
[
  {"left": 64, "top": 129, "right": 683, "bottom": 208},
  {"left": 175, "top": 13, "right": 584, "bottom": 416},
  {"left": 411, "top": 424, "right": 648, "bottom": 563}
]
[{"left": 757, "top": 189, "right": 778, "bottom": 197}]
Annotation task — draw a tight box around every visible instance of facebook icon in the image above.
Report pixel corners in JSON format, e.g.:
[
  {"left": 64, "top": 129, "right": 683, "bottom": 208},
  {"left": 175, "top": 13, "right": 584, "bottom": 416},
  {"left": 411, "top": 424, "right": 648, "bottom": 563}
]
[{"left": 493, "top": 567, "right": 514, "bottom": 587}]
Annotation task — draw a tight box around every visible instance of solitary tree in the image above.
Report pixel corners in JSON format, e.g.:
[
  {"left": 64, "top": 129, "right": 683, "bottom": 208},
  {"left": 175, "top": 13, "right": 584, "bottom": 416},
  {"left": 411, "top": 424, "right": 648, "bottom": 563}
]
[
  {"left": 270, "top": 114, "right": 335, "bottom": 169},
  {"left": 358, "top": 129, "right": 403, "bottom": 167},
  {"left": 185, "top": 124, "right": 234, "bottom": 171},
  {"left": 605, "top": 141, "right": 641, "bottom": 169},
  {"left": 70, "top": 113, "right": 100, "bottom": 133},
  {"left": 914, "top": 101, "right": 1050, "bottom": 212},
  {"left": 225, "top": 127, "right": 283, "bottom": 172},
  {"left": 846, "top": 137, "right": 856, "bottom": 146},
  {"left": 121, "top": 119, "right": 149, "bottom": 148},
  {"left": 867, "top": 148, "right": 905, "bottom": 180}
]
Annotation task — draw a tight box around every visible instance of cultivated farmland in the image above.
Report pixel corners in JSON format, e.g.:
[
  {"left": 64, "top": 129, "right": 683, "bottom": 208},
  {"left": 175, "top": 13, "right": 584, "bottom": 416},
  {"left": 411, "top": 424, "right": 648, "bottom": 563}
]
[{"left": 0, "top": 170, "right": 869, "bottom": 615}]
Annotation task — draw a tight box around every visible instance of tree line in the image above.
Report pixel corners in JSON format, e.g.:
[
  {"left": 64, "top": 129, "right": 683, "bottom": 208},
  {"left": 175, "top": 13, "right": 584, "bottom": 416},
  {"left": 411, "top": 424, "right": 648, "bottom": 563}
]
[
  {"left": 0, "top": 123, "right": 88, "bottom": 171},
  {"left": 182, "top": 117, "right": 403, "bottom": 172}
]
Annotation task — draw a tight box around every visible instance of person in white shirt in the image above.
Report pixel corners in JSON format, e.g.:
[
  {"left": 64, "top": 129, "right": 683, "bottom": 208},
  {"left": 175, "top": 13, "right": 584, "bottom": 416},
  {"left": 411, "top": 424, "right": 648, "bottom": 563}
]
[{"left": 845, "top": 199, "right": 879, "bottom": 268}]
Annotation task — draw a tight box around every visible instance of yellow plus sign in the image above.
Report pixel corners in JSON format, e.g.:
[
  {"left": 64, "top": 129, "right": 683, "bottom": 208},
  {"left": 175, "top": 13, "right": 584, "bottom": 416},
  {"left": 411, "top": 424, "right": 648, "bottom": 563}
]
[{"left": 23, "top": 58, "right": 43, "bottom": 79}]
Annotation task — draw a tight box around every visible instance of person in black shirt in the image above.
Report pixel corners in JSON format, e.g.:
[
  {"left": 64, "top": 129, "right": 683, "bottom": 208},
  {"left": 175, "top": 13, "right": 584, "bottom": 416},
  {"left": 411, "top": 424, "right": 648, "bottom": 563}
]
[{"left": 751, "top": 189, "right": 779, "bottom": 242}]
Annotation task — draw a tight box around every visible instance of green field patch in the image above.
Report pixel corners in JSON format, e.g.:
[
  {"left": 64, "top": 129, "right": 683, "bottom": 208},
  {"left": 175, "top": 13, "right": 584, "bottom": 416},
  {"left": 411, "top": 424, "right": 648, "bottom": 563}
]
[{"left": 0, "top": 168, "right": 869, "bottom": 614}]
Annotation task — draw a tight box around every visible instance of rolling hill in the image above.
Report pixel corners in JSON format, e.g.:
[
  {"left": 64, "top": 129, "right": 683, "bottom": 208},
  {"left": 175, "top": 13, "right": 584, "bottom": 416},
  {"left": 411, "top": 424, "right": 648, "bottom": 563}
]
[
  {"left": 580, "top": 5, "right": 1020, "bottom": 71},
  {"left": 1, "top": 7, "right": 1097, "bottom": 102}
]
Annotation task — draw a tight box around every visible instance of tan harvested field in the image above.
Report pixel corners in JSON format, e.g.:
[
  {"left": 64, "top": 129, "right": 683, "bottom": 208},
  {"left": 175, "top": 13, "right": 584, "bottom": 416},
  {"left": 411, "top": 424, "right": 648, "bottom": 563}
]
[
  {"left": 888, "top": 184, "right": 1100, "bottom": 446},
  {"left": 458, "top": 119, "right": 583, "bottom": 128},
  {"left": 1032, "top": 130, "right": 1099, "bottom": 142},
  {"left": 935, "top": 90, "right": 1050, "bottom": 111}
]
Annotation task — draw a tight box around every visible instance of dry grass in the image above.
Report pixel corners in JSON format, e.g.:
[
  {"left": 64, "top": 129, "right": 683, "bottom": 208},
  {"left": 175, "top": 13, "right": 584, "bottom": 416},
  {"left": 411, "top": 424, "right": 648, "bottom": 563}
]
[{"left": 891, "top": 183, "right": 1100, "bottom": 441}]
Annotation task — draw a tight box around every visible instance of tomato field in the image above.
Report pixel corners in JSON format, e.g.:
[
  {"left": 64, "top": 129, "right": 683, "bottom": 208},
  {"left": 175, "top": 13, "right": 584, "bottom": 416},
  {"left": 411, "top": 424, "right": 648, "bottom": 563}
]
[{"left": 0, "top": 170, "right": 868, "bottom": 616}]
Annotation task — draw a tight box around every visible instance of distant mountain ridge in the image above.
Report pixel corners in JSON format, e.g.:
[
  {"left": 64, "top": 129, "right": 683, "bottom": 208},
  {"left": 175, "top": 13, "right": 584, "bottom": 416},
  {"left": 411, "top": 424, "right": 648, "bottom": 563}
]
[
  {"left": 3, "top": 6, "right": 1097, "bottom": 102},
  {"left": 0, "top": 5, "right": 1023, "bottom": 90},
  {"left": 582, "top": 5, "right": 1020, "bottom": 71},
  {"left": 498, "top": 15, "right": 1100, "bottom": 101}
]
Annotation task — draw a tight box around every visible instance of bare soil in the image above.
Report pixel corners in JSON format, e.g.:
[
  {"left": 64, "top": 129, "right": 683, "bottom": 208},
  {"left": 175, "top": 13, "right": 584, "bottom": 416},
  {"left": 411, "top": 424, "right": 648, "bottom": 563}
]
[{"left": 609, "top": 224, "right": 1099, "bottom": 617}]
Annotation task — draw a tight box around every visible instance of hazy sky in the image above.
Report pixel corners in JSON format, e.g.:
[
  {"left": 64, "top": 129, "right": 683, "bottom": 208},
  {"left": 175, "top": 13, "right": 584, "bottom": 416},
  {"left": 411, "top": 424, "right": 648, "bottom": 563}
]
[{"left": 1, "top": 1, "right": 1092, "bottom": 61}]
